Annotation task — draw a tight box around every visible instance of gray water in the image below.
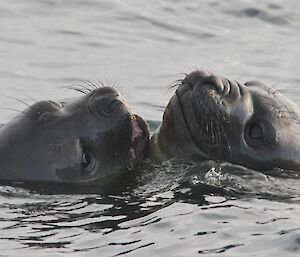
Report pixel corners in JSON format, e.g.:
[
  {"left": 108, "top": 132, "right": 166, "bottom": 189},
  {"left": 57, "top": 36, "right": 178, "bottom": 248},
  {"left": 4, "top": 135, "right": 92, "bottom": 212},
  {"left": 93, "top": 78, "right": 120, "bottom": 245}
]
[{"left": 0, "top": 0, "right": 300, "bottom": 256}]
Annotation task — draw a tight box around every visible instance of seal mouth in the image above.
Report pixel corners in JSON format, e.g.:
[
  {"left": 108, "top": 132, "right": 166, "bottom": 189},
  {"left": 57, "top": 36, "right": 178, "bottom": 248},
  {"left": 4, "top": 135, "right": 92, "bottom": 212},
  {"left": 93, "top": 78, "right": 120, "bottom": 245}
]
[
  {"left": 174, "top": 90, "right": 210, "bottom": 159},
  {"left": 130, "top": 114, "right": 149, "bottom": 165},
  {"left": 175, "top": 79, "right": 231, "bottom": 160}
]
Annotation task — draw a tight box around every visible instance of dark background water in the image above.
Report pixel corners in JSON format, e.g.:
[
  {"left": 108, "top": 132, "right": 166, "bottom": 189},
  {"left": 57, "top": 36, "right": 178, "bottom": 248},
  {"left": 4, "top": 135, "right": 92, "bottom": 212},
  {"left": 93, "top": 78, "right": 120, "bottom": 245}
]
[{"left": 0, "top": 0, "right": 299, "bottom": 256}]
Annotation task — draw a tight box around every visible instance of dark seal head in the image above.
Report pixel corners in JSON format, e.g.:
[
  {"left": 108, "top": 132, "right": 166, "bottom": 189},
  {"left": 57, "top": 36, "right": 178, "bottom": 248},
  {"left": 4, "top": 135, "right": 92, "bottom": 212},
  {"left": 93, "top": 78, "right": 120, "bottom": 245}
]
[
  {"left": 149, "top": 70, "right": 300, "bottom": 171},
  {"left": 0, "top": 87, "right": 149, "bottom": 183}
]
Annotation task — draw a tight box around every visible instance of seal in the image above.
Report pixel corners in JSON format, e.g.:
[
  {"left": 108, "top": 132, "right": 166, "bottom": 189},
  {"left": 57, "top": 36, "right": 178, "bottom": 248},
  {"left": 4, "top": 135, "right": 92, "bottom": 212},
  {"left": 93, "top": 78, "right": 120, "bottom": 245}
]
[
  {"left": 0, "top": 86, "right": 149, "bottom": 183},
  {"left": 149, "top": 70, "right": 300, "bottom": 171}
]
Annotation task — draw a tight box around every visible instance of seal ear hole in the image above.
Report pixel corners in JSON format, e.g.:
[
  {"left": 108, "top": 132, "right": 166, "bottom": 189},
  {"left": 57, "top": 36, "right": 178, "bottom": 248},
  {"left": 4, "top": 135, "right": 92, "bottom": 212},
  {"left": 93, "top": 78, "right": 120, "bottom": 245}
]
[
  {"left": 81, "top": 148, "right": 96, "bottom": 175},
  {"left": 245, "top": 121, "right": 264, "bottom": 146}
]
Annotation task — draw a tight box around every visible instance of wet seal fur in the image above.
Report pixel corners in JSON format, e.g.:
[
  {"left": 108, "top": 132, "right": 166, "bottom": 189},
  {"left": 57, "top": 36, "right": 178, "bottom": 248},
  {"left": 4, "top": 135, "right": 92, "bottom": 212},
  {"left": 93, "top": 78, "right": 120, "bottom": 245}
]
[
  {"left": 0, "top": 86, "right": 149, "bottom": 183},
  {"left": 149, "top": 70, "right": 300, "bottom": 171}
]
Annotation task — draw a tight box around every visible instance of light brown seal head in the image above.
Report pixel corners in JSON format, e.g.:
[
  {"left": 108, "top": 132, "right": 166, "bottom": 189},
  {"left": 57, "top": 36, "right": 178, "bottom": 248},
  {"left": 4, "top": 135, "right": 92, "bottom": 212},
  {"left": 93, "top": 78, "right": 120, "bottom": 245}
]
[
  {"left": 0, "top": 86, "right": 149, "bottom": 183},
  {"left": 149, "top": 70, "right": 300, "bottom": 171}
]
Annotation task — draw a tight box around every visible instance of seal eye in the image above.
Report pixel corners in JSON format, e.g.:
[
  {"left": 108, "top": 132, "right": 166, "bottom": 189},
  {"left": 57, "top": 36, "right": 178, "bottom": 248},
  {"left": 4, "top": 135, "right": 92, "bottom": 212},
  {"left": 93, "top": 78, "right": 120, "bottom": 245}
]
[
  {"left": 81, "top": 148, "right": 96, "bottom": 174},
  {"left": 245, "top": 122, "right": 264, "bottom": 146}
]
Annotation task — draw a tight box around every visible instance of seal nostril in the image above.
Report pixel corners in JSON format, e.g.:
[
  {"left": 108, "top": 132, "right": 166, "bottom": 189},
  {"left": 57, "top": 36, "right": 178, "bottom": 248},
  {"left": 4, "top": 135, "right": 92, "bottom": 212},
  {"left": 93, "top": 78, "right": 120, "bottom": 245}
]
[
  {"left": 106, "top": 99, "right": 121, "bottom": 113},
  {"left": 89, "top": 94, "right": 124, "bottom": 118},
  {"left": 215, "top": 77, "right": 225, "bottom": 94},
  {"left": 195, "top": 75, "right": 227, "bottom": 95},
  {"left": 223, "top": 79, "right": 231, "bottom": 95}
]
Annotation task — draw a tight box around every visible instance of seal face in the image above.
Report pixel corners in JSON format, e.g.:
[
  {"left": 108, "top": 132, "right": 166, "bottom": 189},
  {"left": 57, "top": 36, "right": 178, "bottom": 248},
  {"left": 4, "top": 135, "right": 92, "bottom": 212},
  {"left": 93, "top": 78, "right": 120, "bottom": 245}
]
[
  {"left": 0, "top": 87, "right": 149, "bottom": 183},
  {"left": 150, "top": 70, "right": 300, "bottom": 171}
]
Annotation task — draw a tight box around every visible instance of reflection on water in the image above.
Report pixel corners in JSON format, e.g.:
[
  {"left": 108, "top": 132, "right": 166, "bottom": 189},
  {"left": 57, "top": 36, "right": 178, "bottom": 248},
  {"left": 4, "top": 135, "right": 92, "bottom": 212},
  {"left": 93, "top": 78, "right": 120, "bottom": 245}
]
[{"left": 0, "top": 0, "right": 299, "bottom": 256}]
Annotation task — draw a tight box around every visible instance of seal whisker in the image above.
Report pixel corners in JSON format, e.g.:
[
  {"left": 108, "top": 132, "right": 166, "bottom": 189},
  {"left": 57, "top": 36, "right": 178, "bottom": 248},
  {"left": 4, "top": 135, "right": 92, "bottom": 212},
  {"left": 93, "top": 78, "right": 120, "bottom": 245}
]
[
  {"left": 215, "top": 125, "right": 222, "bottom": 160},
  {"left": 112, "top": 130, "right": 120, "bottom": 166},
  {"left": 267, "top": 83, "right": 298, "bottom": 95},
  {"left": 266, "top": 83, "right": 282, "bottom": 95},
  {"left": 204, "top": 112, "right": 210, "bottom": 155},
  {"left": 0, "top": 94, "right": 40, "bottom": 115},
  {"left": 18, "top": 93, "right": 38, "bottom": 103},
  {"left": 169, "top": 79, "right": 184, "bottom": 89},
  {"left": 210, "top": 115, "right": 215, "bottom": 146},
  {"left": 199, "top": 106, "right": 205, "bottom": 137},
  {"left": 215, "top": 111, "right": 225, "bottom": 160},
  {"left": 212, "top": 123, "right": 220, "bottom": 159},
  {"left": 0, "top": 107, "right": 35, "bottom": 119},
  {"left": 265, "top": 84, "right": 299, "bottom": 99},
  {"left": 207, "top": 114, "right": 214, "bottom": 157},
  {"left": 179, "top": 72, "right": 189, "bottom": 77},
  {"left": 80, "top": 80, "right": 99, "bottom": 90},
  {"left": 71, "top": 83, "right": 93, "bottom": 93},
  {"left": 275, "top": 88, "right": 299, "bottom": 93},
  {"left": 67, "top": 86, "right": 89, "bottom": 95},
  {"left": 88, "top": 80, "right": 100, "bottom": 89},
  {"left": 258, "top": 95, "right": 288, "bottom": 110},
  {"left": 60, "top": 84, "right": 90, "bottom": 95},
  {"left": 96, "top": 80, "right": 106, "bottom": 88},
  {"left": 196, "top": 91, "right": 206, "bottom": 134},
  {"left": 71, "top": 79, "right": 97, "bottom": 92},
  {"left": 87, "top": 79, "right": 108, "bottom": 89},
  {"left": 121, "top": 125, "right": 133, "bottom": 168}
]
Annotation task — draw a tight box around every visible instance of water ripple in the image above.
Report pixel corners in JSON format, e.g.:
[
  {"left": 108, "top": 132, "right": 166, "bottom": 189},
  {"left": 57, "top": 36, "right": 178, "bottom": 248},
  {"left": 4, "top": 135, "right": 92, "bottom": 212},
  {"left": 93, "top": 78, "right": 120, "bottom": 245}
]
[{"left": 0, "top": 0, "right": 299, "bottom": 256}]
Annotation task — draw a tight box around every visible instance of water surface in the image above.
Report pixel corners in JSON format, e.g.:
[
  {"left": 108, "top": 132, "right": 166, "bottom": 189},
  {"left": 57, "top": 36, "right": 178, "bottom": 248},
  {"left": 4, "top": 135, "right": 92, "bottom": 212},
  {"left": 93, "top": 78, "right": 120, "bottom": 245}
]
[{"left": 0, "top": 0, "right": 299, "bottom": 256}]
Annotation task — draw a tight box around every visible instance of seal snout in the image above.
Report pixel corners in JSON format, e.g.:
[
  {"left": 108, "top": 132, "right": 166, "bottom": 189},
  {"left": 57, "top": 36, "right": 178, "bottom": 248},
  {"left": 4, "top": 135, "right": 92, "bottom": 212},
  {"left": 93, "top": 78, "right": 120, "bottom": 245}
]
[
  {"left": 88, "top": 87, "right": 127, "bottom": 118},
  {"left": 180, "top": 71, "right": 225, "bottom": 96},
  {"left": 181, "top": 70, "right": 245, "bottom": 100}
]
